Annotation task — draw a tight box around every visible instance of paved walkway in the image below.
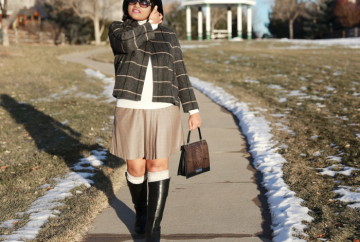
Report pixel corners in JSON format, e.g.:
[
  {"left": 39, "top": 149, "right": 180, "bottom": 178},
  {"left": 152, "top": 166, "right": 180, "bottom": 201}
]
[{"left": 60, "top": 48, "right": 272, "bottom": 242}]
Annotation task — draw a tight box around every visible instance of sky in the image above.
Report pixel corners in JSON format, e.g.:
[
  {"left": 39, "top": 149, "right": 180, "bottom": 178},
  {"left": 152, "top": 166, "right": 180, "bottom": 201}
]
[{"left": 254, "top": 0, "right": 273, "bottom": 35}]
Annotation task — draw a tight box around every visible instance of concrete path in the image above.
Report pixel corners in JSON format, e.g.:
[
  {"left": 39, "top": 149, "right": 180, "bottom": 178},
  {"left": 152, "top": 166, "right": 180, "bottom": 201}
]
[{"left": 60, "top": 48, "right": 272, "bottom": 242}]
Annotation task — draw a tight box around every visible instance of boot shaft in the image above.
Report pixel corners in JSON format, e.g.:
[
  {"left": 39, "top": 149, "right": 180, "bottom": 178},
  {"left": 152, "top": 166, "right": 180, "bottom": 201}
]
[{"left": 146, "top": 178, "right": 170, "bottom": 241}]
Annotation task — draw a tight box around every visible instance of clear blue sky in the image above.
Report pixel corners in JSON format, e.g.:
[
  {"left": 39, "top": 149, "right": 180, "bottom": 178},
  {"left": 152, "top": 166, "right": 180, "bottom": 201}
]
[{"left": 254, "top": 0, "right": 272, "bottom": 35}]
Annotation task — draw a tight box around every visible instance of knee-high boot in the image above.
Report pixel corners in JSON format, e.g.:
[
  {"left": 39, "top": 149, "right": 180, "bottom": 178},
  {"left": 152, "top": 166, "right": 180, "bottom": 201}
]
[
  {"left": 126, "top": 173, "right": 147, "bottom": 234},
  {"left": 146, "top": 178, "right": 170, "bottom": 242}
]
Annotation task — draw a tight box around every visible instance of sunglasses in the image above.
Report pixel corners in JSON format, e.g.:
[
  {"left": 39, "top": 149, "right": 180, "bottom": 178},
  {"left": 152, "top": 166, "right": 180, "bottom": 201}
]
[{"left": 128, "top": 0, "right": 152, "bottom": 8}]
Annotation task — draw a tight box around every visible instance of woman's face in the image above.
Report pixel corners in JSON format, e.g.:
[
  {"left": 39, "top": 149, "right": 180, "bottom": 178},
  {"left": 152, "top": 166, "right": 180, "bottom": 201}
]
[{"left": 128, "top": 1, "right": 152, "bottom": 21}]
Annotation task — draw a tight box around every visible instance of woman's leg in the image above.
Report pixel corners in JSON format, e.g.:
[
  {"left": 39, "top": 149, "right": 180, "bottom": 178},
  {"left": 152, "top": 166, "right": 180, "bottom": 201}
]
[
  {"left": 126, "top": 158, "right": 147, "bottom": 234},
  {"left": 145, "top": 158, "right": 170, "bottom": 242}
]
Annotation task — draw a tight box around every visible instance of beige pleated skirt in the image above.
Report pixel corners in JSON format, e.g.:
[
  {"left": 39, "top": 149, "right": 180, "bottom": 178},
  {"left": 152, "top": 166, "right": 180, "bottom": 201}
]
[{"left": 110, "top": 105, "right": 185, "bottom": 160}]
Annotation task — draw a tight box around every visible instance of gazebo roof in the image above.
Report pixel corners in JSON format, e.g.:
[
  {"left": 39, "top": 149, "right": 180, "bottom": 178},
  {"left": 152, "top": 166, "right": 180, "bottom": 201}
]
[{"left": 182, "top": 0, "right": 256, "bottom": 7}]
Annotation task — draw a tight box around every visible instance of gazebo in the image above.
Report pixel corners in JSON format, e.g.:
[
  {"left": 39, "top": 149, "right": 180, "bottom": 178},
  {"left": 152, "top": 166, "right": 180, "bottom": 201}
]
[{"left": 181, "top": 0, "right": 256, "bottom": 40}]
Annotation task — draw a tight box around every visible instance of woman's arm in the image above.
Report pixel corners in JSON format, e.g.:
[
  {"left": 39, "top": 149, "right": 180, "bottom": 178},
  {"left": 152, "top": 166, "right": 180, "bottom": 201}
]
[{"left": 108, "top": 21, "right": 155, "bottom": 54}]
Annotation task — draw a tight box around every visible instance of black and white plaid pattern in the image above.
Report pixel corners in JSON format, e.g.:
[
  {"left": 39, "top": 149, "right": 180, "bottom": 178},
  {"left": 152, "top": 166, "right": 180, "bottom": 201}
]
[{"left": 108, "top": 19, "right": 199, "bottom": 113}]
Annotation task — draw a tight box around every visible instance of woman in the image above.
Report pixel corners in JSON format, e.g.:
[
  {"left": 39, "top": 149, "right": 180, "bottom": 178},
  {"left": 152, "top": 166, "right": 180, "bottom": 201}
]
[{"left": 108, "top": 0, "right": 201, "bottom": 241}]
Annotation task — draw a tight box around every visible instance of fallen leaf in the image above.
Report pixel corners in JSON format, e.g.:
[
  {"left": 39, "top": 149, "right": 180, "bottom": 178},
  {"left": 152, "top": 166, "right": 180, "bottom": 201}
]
[
  {"left": 107, "top": 168, "right": 113, "bottom": 172},
  {"left": 1, "top": 165, "right": 8, "bottom": 169},
  {"left": 316, "top": 234, "right": 326, "bottom": 238},
  {"left": 46, "top": 186, "right": 52, "bottom": 191},
  {"left": 30, "top": 166, "right": 40, "bottom": 171}
]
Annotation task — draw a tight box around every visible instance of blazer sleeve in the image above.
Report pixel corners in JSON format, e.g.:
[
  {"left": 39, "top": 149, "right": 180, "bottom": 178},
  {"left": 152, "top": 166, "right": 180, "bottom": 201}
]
[
  {"left": 108, "top": 21, "right": 155, "bottom": 54},
  {"left": 173, "top": 36, "right": 199, "bottom": 113}
]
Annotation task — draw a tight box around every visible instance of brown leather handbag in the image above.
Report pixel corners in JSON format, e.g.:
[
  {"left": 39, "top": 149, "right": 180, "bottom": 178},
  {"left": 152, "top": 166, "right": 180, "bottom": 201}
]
[{"left": 177, "top": 128, "right": 210, "bottom": 178}]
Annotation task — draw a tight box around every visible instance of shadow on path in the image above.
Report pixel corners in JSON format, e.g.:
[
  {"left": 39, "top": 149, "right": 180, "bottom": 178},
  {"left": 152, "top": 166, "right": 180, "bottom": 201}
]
[{"left": 0, "top": 94, "right": 139, "bottom": 240}]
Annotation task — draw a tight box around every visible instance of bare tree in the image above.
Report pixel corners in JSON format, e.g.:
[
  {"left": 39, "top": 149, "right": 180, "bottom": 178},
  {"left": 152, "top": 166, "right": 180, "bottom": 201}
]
[
  {"left": 0, "top": 0, "right": 26, "bottom": 46},
  {"left": 211, "top": 7, "right": 226, "bottom": 30},
  {"left": 270, "top": 0, "right": 308, "bottom": 39},
  {"left": 334, "top": 0, "right": 360, "bottom": 30},
  {"left": 61, "top": 0, "right": 122, "bottom": 45}
]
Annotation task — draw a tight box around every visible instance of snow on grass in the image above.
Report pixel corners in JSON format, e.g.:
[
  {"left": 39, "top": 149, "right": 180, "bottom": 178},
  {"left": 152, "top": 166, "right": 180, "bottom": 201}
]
[
  {"left": 0, "top": 150, "right": 107, "bottom": 241},
  {"left": 334, "top": 186, "right": 360, "bottom": 210},
  {"left": 275, "top": 123, "right": 296, "bottom": 136},
  {"left": 277, "top": 37, "right": 360, "bottom": 48},
  {"left": 84, "top": 69, "right": 114, "bottom": 103},
  {"left": 189, "top": 76, "right": 313, "bottom": 242},
  {"left": 30, "top": 86, "right": 78, "bottom": 102},
  {"left": 268, "top": 84, "right": 283, "bottom": 90},
  {"left": 317, "top": 164, "right": 359, "bottom": 177},
  {"left": 244, "top": 78, "right": 260, "bottom": 84}
]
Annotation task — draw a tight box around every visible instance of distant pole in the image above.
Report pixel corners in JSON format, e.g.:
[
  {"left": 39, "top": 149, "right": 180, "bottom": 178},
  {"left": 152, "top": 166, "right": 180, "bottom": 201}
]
[
  {"left": 247, "top": 6, "right": 252, "bottom": 40},
  {"left": 227, "top": 6, "right": 232, "bottom": 40},
  {"left": 206, "top": 4, "right": 211, "bottom": 40},
  {"left": 186, "top": 6, "right": 192, "bottom": 41},
  {"left": 237, "top": 4, "right": 242, "bottom": 39},
  {"left": 198, "top": 7, "right": 203, "bottom": 41}
]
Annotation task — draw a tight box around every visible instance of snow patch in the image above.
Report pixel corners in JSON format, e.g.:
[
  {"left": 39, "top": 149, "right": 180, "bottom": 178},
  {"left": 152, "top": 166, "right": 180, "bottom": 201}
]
[
  {"left": 278, "top": 37, "right": 360, "bottom": 48},
  {"left": 244, "top": 78, "right": 260, "bottom": 84},
  {"left": 334, "top": 186, "right": 360, "bottom": 209},
  {"left": 317, "top": 165, "right": 359, "bottom": 177},
  {"left": 84, "top": 69, "right": 114, "bottom": 103}
]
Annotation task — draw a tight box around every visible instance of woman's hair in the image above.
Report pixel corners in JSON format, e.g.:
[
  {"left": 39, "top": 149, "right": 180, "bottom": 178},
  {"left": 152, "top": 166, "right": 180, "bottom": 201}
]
[{"left": 122, "top": 0, "right": 164, "bottom": 21}]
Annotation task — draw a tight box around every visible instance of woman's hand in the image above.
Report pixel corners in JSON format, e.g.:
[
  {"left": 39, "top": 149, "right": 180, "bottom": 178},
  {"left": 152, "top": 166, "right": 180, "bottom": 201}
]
[
  {"left": 188, "top": 113, "right": 202, "bottom": 131},
  {"left": 148, "top": 6, "right": 163, "bottom": 24}
]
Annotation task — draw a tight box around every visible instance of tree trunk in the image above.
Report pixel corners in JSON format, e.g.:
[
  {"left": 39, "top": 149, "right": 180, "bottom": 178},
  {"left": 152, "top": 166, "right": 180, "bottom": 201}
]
[
  {"left": 289, "top": 19, "right": 294, "bottom": 39},
  {"left": 93, "top": 17, "right": 101, "bottom": 45},
  {"left": 2, "top": 18, "right": 10, "bottom": 47}
]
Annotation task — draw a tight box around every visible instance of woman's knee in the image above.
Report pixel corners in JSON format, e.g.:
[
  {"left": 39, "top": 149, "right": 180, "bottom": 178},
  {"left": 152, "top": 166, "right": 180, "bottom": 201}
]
[
  {"left": 127, "top": 158, "right": 146, "bottom": 177},
  {"left": 146, "top": 157, "right": 169, "bottom": 172}
]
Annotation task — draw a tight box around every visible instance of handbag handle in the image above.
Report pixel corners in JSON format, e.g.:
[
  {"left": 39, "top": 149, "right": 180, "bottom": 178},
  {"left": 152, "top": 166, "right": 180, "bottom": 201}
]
[{"left": 186, "top": 128, "right": 202, "bottom": 144}]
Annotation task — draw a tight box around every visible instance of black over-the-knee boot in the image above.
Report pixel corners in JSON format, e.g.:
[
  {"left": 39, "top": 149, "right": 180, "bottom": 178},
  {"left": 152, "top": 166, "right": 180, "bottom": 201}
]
[
  {"left": 146, "top": 178, "right": 170, "bottom": 242},
  {"left": 126, "top": 173, "right": 147, "bottom": 234}
]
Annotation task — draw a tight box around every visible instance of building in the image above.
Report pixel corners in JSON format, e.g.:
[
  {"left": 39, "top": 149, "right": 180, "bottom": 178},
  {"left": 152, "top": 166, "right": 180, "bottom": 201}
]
[{"left": 182, "top": 0, "right": 256, "bottom": 40}]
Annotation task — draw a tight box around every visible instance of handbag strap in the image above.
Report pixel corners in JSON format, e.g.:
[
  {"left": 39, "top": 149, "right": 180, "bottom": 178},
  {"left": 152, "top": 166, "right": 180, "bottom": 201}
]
[{"left": 186, "top": 128, "right": 202, "bottom": 144}]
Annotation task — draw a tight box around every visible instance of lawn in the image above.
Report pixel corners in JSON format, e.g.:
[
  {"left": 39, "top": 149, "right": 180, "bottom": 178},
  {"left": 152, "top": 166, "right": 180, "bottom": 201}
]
[
  {"left": 93, "top": 39, "right": 360, "bottom": 240},
  {"left": 1, "top": 39, "right": 359, "bottom": 241},
  {"left": 0, "top": 44, "right": 126, "bottom": 241}
]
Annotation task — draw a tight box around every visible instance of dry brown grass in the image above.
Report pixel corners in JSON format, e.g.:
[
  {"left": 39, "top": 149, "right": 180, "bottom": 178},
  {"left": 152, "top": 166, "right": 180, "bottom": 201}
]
[{"left": 0, "top": 44, "right": 126, "bottom": 241}]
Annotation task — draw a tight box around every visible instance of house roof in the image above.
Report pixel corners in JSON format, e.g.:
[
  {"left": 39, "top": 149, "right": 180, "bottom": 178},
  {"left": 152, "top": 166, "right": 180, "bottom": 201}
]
[{"left": 18, "top": 4, "right": 47, "bottom": 18}]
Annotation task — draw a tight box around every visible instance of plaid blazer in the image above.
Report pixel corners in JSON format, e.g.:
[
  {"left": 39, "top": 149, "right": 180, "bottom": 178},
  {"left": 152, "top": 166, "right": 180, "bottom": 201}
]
[{"left": 108, "top": 19, "right": 199, "bottom": 113}]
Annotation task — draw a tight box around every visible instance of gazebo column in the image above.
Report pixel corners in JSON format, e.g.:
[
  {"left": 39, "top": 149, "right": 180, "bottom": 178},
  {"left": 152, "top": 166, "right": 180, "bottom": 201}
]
[
  {"left": 247, "top": 5, "right": 252, "bottom": 40},
  {"left": 206, "top": 3, "right": 211, "bottom": 40},
  {"left": 237, "top": 4, "right": 242, "bottom": 39},
  {"left": 198, "top": 7, "right": 203, "bottom": 40},
  {"left": 186, "top": 6, "right": 192, "bottom": 40},
  {"left": 227, "top": 6, "right": 232, "bottom": 40}
]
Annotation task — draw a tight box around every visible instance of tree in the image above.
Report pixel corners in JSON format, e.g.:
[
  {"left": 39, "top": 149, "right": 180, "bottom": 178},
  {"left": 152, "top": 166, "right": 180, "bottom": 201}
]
[
  {"left": 46, "top": 0, "right": 122, "bottom": 45},
  {"left": 269, "top": 0, "right": 309, "bottom": 39},
  {"left": 0, "top": 0, "right": 26, "bottom": 46},
  {"left": 302, "top": 0, "right": 333, "bottom": 38},
  {"left": 334, "top": 0, "right": 360, "bottom": 30},
  {"left": 44, "top": 1, "right": 93, "bottom": 44}
]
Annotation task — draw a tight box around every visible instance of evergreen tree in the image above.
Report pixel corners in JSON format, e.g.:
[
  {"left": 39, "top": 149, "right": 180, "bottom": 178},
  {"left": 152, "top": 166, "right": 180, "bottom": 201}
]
[{"left": 302, "top": 0, "right": 335, "bottom": 39}]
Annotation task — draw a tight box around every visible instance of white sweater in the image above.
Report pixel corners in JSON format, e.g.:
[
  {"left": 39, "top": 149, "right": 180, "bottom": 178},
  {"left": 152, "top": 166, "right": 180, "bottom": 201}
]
[{"left": 116, "top": 20, "right": 199, "bottom": 115}]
